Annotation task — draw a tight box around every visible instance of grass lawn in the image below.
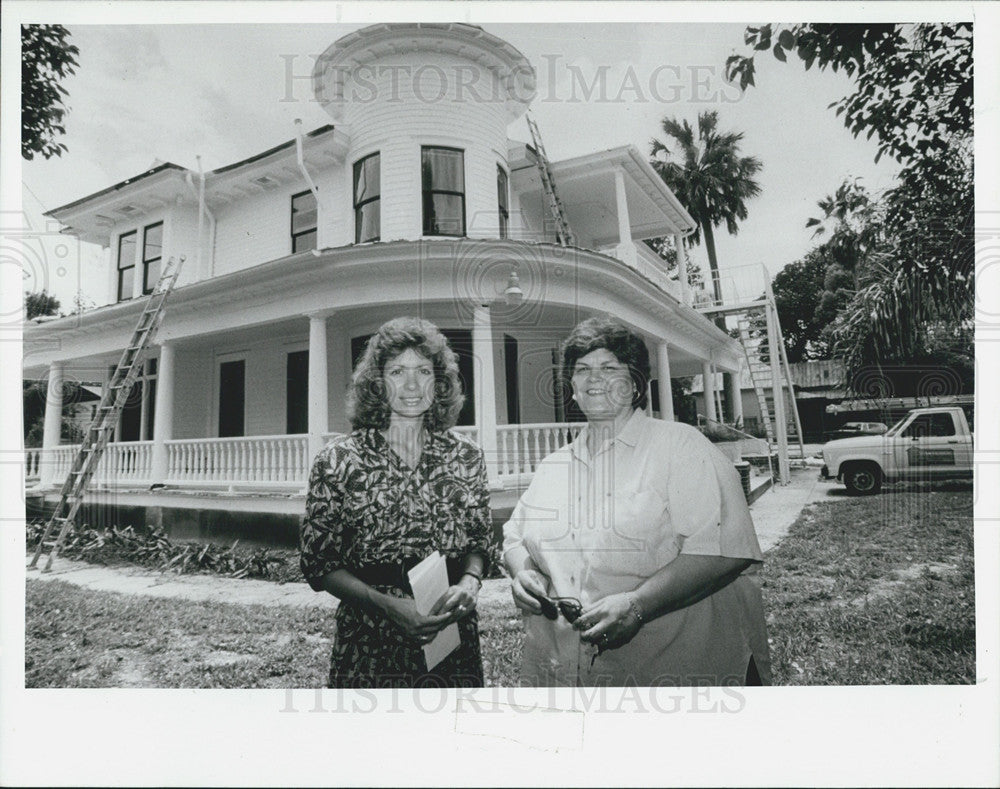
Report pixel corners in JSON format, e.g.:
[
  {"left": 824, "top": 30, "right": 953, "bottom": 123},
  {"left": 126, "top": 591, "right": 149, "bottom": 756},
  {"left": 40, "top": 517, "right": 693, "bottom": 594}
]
[
  {"left": 762, "top": 486, "right": 975, "bottom": 685},
  {"left": 25, "top": 486, "right": 974, "bottom": 687},
  {"left": 24, "top": 579, "right": 524, "bottom": 688}
]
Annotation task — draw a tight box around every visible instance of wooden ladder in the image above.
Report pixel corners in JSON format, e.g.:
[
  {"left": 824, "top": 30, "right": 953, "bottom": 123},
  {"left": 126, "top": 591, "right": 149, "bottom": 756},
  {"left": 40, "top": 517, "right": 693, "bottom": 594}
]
[
  {"left": 525, "top": 112, "right": 575, "bottom": 247},
  {"left": 28, "top": 256, "right": 185, "bottom": 572}
]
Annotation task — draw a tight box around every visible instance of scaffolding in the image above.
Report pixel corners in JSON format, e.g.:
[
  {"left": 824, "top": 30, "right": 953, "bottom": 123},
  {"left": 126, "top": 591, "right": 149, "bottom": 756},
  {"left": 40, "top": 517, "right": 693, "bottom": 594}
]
[{"left": 694, "top": 263, "right": 804, "bottom": 484}]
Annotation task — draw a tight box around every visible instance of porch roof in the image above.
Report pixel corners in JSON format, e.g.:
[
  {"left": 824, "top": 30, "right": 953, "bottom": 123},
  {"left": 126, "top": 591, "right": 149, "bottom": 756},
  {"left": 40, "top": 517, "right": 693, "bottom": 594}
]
[
  {"left": 23, "top": 238, "right": 744, "bottom": 376},
  {"left": 510, "top": 144, "right": 697, "bottom": 246}
]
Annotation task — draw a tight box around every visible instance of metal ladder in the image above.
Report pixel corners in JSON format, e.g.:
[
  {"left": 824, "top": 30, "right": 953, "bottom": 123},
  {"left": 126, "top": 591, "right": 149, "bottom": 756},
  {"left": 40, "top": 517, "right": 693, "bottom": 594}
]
[
  {"left": 525, "top": 112, "right": 575, "bottom": 247},
  {"left": 737, "top": 311, "right": 805, "bottom": 459},
  {"left": 28, "top": 256, "right": 185, "bottom": 572}
]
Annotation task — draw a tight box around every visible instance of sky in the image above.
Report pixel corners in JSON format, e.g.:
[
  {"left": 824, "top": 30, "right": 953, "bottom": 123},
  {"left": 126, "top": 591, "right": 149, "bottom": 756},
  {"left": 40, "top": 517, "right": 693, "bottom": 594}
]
[{"left": 18, "top": 17, "right": 906, "bottom": 310}]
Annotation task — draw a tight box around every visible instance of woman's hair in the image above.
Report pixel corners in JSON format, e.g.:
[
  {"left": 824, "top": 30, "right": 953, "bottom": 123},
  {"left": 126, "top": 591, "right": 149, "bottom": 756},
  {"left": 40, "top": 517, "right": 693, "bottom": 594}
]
[
  {"left": 348, "top": 316, "right": 464, "bottom": 431},
  {"left": 561, "top": 315, "right": 651, "bottom": 410}
]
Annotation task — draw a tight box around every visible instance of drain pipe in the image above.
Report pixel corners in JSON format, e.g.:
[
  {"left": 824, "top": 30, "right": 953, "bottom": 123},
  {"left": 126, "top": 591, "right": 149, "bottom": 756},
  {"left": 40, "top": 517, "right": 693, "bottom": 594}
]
[
  {"left": 184, "top": 159, "right": 217, "bottom": 279},
  {"left": 184, "top": 171, "right": 203, "bottom": 275},
  {"left": 294, "top": 118, "right": 323, "bottom": 251},
  {"left": 197, "top": 156, "right": 217, "bottom": 277}
]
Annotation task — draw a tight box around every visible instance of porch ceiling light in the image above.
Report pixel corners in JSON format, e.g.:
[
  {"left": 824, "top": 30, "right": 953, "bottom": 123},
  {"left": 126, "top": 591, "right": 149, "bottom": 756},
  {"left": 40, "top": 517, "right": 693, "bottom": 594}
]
[{"left": 503, "top": 266, "right": 523, "bottom": 305}]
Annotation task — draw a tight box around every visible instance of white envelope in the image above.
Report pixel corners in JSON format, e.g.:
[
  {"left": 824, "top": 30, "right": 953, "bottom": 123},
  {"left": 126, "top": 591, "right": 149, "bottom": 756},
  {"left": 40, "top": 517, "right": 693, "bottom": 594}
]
[{"left": 407, "top": 551, "right": 460, "bottom": 670}]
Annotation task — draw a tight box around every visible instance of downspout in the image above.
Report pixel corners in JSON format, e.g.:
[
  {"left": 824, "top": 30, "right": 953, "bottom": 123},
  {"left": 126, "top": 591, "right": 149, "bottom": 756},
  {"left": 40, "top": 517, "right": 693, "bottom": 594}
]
[
  {"left": 294, "top": 118, "right": 323, "bottom": 251},
  {"left": 198, "top": 156, "right": 217, "bottom": 277},
  {"left": 184, "top": 159, "right": 216, "bottom": 279}
]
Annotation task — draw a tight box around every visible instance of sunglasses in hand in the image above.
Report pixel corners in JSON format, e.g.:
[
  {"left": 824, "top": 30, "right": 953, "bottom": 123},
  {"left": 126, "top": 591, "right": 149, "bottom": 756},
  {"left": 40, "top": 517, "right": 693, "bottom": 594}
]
[{"left": 529, "top": 590, "right": 583, "bottom": 623}]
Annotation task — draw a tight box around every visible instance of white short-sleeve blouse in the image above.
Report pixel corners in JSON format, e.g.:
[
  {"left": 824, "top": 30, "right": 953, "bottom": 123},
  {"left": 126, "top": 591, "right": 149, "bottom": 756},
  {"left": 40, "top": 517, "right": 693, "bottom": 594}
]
[{"left": 503, "top": 409, "right": 771, "bottom": 686}]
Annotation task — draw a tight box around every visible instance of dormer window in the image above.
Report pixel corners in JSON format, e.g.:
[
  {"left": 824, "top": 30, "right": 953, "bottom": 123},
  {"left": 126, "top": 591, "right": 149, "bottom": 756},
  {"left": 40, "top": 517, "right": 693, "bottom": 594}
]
[
  {"left": 422, "top": 147, "right": 465, "bottom": 237},
  {"left": 117, "top": 230, "right": 137, "bottom": 301},
  {"left": 291, "top": 190, "right": 317, "bottom": 253},
  {"left": 353, "top": 153, "right": 380, "bottom": 243},
  {"left": 497, "top": 165, "right": 510, "bottom": 239},
  {"left": 142, "top": 222, "right": 163, "bottom": 295}
]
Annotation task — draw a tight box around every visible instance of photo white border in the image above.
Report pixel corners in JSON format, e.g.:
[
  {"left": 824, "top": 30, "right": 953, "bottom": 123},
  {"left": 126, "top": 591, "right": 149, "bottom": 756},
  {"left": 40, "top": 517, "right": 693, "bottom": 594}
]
[{"left": 2, "top": 2, "right": 997, "bottom": 786}]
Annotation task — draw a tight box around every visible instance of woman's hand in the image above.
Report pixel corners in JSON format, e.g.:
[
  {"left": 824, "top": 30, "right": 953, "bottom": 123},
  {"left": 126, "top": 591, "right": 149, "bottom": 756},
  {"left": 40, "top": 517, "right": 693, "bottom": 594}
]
[
  {"left": 430, "top": 575, "right": 480, "bottom": 622},
  {"left": 510, "top": 569, "right": 549, "bottom": 615},
  {"left": 575, "top": 593, "right": 642, "bottom": 651},
  {"left": 380, "top": 596, "right": 453, "bottom": 643}
]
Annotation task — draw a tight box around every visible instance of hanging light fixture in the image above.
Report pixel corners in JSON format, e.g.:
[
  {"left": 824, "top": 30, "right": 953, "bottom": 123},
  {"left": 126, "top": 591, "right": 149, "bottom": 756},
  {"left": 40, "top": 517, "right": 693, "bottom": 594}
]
[{"left": 503, "top": 265, "right": 524, "bottom": 305}]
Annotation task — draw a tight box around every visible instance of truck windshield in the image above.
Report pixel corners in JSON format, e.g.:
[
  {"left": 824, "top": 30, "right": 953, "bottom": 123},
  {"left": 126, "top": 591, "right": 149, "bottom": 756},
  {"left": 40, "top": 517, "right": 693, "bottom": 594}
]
[{"left": 884, "top": 415, "right": 910, "bottom": 436}]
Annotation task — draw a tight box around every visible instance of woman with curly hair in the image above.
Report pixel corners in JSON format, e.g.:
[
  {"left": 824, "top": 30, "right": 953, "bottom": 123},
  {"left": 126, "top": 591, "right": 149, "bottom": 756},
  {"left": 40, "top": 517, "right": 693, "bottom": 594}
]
[{"left": 300, "top": 317, "right": 494, "bottom": 688}]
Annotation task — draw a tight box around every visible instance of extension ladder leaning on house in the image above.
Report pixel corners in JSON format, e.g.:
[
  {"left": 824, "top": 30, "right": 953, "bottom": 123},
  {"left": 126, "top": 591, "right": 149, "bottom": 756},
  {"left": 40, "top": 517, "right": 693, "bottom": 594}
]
[{"left": 28, "top": 256, "right": 185, "bottom": 572}]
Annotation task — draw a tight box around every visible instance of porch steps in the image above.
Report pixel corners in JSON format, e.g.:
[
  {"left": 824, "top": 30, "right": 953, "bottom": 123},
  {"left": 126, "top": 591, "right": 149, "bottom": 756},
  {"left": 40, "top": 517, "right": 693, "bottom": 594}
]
[
  {"left": 526, "top": 112, "right": 575, "bottom": 247},
  {"left": 28, "top": 256, "right": 185, "bottom": 573}
]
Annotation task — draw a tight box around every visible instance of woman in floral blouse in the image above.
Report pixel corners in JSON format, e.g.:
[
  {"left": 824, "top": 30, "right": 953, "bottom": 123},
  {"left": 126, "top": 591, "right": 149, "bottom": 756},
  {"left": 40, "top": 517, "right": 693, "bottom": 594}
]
[{"left": 301, "top": 317, "right": 494, "bottom": 688}]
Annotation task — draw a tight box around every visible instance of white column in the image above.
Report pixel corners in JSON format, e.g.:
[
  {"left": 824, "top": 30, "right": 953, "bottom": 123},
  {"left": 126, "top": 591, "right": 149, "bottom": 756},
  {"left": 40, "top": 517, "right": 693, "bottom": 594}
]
[
  {"left": 40, "top": 361, "right": 65, "bottom": 487},
  {"left": 701, "top": 360, "right": 717, "bottom": 423},
  {"left": 673, "top": 233, "right": 691, "bottom": 306},
  {"left": 727, "top": 365, "right": 744, "bottom": 427},
  {"left": 472, "top": 304, "right": 499, "bottom": 483},
  {"left": 307, "top": 313, "right": 330, "bottom": 462},
  {"left": 614, "top": 169, "right": 637, "bottom": 267},
  {"left": 149, "top": 342, "right": 175, "bottom": 485},
  {"left": 656, "top": 342, "right": 675, "bottom": 421}
]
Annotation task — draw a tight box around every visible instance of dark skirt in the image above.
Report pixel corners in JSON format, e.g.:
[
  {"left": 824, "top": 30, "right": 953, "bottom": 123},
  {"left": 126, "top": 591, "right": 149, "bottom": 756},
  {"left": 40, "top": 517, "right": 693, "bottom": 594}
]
[{"left": 328, "top": 585, "right": 484, "bottom": 689}]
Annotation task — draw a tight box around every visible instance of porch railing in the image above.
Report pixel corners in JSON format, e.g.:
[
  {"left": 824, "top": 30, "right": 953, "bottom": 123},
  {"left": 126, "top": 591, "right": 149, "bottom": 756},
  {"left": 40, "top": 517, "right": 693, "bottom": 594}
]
[
  {"left": 25, "top": 448, "right": 41, "bottom": 485},
  {"left": 28, "top": 441, "right": 154, "bottom": 488},
  {"left": 27, "top": 423, "right": 582, "bottom": 491},
  {"left": 166, "top": 435, "right": 309, "bottom": 488},
  {"left": 496, "top": 422, "right": 584, "bottom": 475}
]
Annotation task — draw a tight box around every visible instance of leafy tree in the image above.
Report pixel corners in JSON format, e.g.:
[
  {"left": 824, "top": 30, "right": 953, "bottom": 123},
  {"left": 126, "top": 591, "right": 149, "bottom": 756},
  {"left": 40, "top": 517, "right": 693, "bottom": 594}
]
[
  {"left": 23, "top": 380, "right": 88, "bottom": 447},
  {"left": 22, "top": 24, "right": 80, "bottom": 161},
  {"left": 725, "top": 23, "right": 972, "bottom": 166},
  {"left": 769, "top": 250, "right": 832, "bottom": 362},
  {"left": 649, "top": 111, "right": 762, "bottom": 305},
  {"left": 830, "top": 144, "right": 973, "bottom": 374},
  {"left": 24, "top": 290, "right": 61, "bottom": 320},
  {"left": 727, "top": 23, "right": 973, "bottom": 386}
]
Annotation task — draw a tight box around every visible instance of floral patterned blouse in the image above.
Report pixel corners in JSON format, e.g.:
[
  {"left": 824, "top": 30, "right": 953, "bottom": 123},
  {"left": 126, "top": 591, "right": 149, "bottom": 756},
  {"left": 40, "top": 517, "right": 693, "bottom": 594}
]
[{"left": 300, "top": 428, "right": 494, "bottom": 688}]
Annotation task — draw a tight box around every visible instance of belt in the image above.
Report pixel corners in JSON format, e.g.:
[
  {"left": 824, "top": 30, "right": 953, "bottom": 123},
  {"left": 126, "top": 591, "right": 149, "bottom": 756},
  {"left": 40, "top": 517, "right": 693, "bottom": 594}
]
[{"left": 352, "top": 556, "right": 465, "bottom": 593}]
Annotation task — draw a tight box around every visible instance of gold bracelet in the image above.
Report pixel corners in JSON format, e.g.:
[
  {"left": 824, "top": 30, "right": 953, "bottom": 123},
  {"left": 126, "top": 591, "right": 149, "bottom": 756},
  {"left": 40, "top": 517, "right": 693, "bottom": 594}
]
[{"left": 627, "top": 593, "right": 644, "bottom": 624}]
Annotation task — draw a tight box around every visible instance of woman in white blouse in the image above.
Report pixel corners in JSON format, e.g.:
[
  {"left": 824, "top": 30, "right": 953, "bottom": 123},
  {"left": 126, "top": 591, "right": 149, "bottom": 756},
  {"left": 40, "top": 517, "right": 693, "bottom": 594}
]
[{"left": 503, "top": 316, "right": 771, "bottom": 686}]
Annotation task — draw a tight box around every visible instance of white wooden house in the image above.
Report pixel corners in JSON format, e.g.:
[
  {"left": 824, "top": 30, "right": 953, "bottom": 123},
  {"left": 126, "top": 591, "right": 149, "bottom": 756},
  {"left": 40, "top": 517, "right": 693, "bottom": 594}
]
[{"left": 23, "top": 23, "right": 744, "bottom": 533}]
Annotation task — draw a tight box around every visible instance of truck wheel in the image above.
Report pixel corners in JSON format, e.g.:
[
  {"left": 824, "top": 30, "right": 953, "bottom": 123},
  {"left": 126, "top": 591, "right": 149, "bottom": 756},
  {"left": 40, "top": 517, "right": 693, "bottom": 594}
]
[{"left": 844, "top": 462, "right": 882, "bottom": 495}]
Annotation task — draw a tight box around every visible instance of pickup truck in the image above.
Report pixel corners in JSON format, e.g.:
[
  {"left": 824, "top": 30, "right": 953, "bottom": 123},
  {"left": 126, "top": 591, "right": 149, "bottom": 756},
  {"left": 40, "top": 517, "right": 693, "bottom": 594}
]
[{"left": 821, "top": 406, "right": 973, "bottom": 495}]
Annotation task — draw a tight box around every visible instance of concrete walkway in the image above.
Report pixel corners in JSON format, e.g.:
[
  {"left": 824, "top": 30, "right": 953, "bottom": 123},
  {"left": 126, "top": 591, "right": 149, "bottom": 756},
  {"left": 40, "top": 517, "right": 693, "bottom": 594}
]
[{"left": 27, "top": 467, "right": 826, "bottom": 607}]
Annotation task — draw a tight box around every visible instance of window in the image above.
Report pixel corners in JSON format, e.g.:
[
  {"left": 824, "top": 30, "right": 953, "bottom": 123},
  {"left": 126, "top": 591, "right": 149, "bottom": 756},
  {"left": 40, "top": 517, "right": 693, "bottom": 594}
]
[
  {"left": 497, "top": 165, "right": 510, "bottom": 239},
  {"left": 286, "top": 350, "right": 309, "bottom": 434},
  {"left": 902, "top": 413, "right": 956, "bottom": 438},
  {"left": 291, "top": 191, "right": 317, "bottom": 253},
  {"left": 115, "top": 359, "right": 157, "bottom": 442},
  {"left": 504, "top": 334, "right": 519, "bottom": 423},
  {"left": 422, "top": 147, "right": 465, "bottom": 236},
  {"left": 142, "top": 222, "right": 163, "bottom": 295},
  {"left": 117, "top": 231, "right": 137, "bottom": 301},
  {"left": 218, "top": 359, "right": 246, "bottom": 437},
  {"left": 353, "top": 153, "right": 380, "bottom": 243}
]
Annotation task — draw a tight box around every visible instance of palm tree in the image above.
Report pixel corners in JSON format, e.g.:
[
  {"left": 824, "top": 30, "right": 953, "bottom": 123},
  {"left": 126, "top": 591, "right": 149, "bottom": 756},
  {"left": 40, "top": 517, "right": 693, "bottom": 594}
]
[{"left": 650, "top": 111, "right": 762, "bottom": 306}]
